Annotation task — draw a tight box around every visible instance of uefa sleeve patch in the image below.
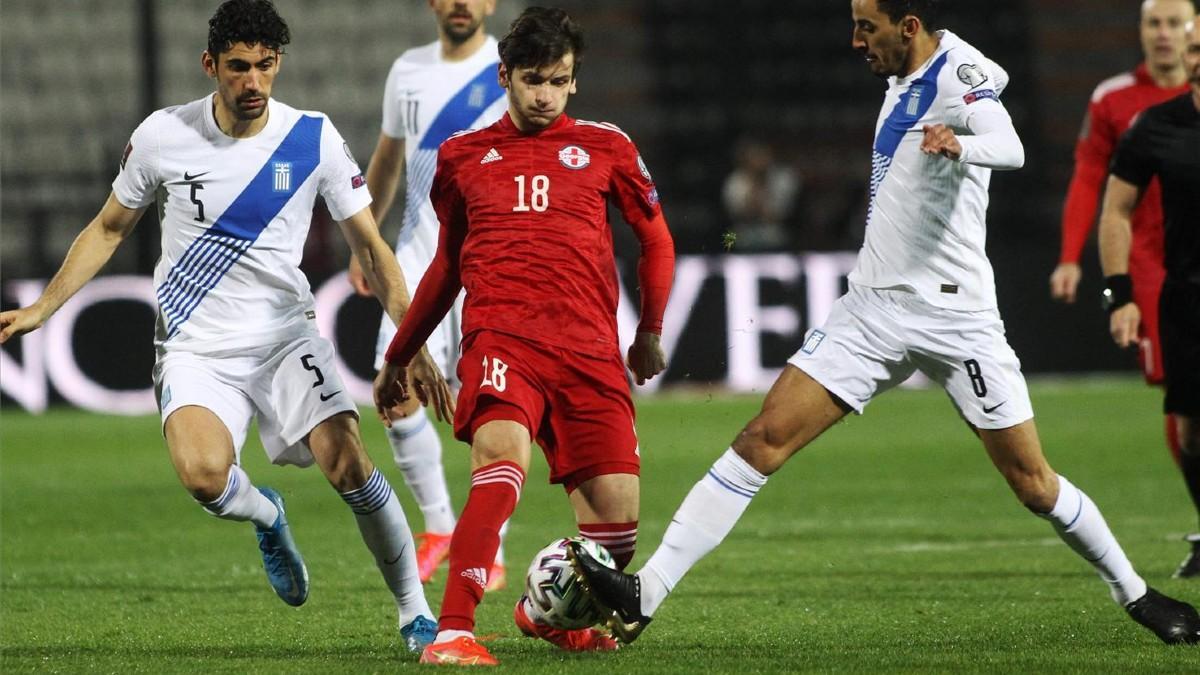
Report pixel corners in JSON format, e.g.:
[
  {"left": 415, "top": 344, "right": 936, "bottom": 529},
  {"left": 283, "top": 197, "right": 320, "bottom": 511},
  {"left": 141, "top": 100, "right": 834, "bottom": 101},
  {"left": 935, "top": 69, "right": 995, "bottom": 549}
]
[
  {"left": 963, "top": 89, "right": 998, "bottom": 105},
  {"left": 801, "top": 329, "right": 826, "bottom": 354},
  {"left": 351, "top": 174, "right": 366, "bottom": 189}
]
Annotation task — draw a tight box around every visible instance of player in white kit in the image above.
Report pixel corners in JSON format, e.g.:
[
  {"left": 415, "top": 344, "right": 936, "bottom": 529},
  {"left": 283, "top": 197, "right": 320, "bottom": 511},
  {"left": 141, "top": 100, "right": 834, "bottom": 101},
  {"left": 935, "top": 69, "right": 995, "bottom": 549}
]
[
  {"left": 0, "top": 0, "right": 452, "bottom": 654},
  {"left": 347, "top": 0, "right": 511, "bottom": 590},
  {"left": 568, "top": 0, "right": 1200, "bottom": 646}
]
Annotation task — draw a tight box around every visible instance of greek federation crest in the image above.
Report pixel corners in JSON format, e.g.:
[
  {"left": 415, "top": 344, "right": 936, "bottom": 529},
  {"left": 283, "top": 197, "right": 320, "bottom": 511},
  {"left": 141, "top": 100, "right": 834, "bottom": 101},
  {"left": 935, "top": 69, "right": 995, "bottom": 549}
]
[
  {"left": 558, "top": 145, "right": 590, "bottom": 170},
  {"left": 272, "top": 161, "right": 293, "bottom": 192}
]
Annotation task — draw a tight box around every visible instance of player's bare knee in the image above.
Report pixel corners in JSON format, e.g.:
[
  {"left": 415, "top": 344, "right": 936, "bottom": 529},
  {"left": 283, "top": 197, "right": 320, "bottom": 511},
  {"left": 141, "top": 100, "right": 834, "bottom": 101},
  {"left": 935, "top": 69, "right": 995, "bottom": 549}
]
[
  {"left": 732, "top": 417, "right": 791, "bottom": 475},
  {"left": 309, "top": 414, "right": 372, "bottom": 491},
  {"left": 472, "top": 437, "right": 523, "bottom": 466},
  {"left": 178, "top": 458, "right": 233, "bottom": 502},
  {"left": 1011, "top": 469, "right": 1058, "bottom": 513}
]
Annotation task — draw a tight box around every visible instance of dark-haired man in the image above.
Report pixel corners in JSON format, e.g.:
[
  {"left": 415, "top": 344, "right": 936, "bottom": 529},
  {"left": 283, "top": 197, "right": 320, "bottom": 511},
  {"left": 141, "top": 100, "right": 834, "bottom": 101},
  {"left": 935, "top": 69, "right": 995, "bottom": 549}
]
[
  {"left": 1100, "top": 19, "right": 1200, "bottom": 580},
  {"left": 349, "top": 0, "right": 512, "bottom": 594},
  {"left": 0, "top": 0, "right": 446, "bottom": 653},
  {"left": 374, "top": 5, "right": 675, "bottom": 666},
  {"left": 569, "top": 0, "right": 1200, "bottom": 647},
  {"left": 1051, "top": 0, "right": 1194, "bottom": 469}
]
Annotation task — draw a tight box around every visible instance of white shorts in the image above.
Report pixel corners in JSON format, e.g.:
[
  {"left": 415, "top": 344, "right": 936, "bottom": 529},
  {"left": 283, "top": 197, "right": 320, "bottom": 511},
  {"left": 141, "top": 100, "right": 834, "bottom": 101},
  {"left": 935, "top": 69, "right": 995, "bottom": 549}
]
[
  {"left": 153, "top": 333, "right": 359, "bottom": 466},
  {"left": 788, "top": 284, "right": 1034, "bottom": 430},
  {"left": 374, "top": 243, "right": 464, "bottom": 390}
]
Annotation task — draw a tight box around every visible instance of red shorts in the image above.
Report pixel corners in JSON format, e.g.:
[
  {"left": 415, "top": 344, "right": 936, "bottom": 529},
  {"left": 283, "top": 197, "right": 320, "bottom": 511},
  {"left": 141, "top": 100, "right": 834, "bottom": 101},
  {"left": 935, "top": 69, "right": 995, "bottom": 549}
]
[
  {"left": 1133, "top": 267, "right": 1166, "bottom": 385},
  {"left": 454, "top": 330, "right": 639, "bottom": 492}
]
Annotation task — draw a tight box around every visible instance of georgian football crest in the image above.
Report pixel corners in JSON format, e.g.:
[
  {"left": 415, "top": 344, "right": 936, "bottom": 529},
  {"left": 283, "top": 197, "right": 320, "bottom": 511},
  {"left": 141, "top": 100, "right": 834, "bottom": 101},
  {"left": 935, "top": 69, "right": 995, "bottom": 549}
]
[{"left": 558, "top": 145, "right": 590, "bottom": 170}]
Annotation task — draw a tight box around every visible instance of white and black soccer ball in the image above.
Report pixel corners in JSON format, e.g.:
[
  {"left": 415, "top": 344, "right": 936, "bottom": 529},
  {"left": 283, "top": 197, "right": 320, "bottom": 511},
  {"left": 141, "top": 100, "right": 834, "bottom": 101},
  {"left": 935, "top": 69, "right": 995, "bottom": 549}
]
[{"left": 525, "top": 536, "right": 616, "bottom": 630}]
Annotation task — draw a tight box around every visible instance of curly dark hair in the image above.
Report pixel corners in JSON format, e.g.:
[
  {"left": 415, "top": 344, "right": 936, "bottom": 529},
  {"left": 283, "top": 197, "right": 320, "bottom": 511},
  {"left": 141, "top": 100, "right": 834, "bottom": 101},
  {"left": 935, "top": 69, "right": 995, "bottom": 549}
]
[
  {"left": 876, "top": 0, "right": 942, "bottom": 30},
  {"left": 207, "top": 0, "right": 291, "bottom": 60},
  {"left": 498, "top": 7, "right": 585, "bottom": 76}
]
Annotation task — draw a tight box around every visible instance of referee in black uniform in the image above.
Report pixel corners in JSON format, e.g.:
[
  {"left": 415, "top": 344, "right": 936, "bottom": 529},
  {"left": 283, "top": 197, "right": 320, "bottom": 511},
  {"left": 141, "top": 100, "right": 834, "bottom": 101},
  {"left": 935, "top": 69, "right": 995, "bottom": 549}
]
[{"left": 1100, "top": 19, "right": 1200, "bottom": 580}]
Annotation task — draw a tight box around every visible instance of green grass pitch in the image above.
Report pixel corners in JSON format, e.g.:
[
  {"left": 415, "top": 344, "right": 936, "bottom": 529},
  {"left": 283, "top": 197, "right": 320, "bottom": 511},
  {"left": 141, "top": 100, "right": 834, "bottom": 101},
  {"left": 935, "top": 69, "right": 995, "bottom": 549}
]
[{"left": 3, "top": 377, "right": 1198, "bottom": 672}]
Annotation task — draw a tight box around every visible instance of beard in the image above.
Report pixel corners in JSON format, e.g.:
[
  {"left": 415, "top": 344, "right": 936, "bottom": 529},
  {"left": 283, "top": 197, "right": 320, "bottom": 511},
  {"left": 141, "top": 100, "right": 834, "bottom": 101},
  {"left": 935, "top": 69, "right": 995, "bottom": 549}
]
[
  {"left": 442, "top": 16, "right": 482, "bottom": 44},
  {"left": 230, "top": 93, "right": 267, "bottom": 121}
]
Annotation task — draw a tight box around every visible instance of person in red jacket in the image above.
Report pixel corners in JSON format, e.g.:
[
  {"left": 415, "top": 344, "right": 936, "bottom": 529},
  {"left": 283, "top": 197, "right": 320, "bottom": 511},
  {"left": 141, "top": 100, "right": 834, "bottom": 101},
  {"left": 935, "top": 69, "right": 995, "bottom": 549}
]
[
  {"left": 374, "top": 7, "right": 675, "bottom": 666},
  {"left": 1050, "top": 0, "right": 1194, "bottom": 463}
]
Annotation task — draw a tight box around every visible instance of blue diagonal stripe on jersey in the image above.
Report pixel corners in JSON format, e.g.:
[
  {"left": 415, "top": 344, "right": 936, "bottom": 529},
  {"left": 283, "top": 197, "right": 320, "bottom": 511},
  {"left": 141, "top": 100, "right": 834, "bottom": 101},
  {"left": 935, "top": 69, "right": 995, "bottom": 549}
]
[
  {"left": 157, "top": 114, "right": 324, "bottom": 338},
  {"left": 873, "top": 51, "right": 949, "bottom": 159},
  {"left": 417, "top": 63, "right": 504, "bottom": 150},
  {"left": 867, "top": 51, "right": 950, "bottom": 222}
]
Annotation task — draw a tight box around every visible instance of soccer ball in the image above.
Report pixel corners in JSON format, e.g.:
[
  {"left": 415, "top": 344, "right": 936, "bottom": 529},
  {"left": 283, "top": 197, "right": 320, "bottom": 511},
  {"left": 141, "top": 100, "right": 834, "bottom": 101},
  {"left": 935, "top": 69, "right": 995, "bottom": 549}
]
[{"left": 525, "top": 536, "right": 616, "bottom": 630}]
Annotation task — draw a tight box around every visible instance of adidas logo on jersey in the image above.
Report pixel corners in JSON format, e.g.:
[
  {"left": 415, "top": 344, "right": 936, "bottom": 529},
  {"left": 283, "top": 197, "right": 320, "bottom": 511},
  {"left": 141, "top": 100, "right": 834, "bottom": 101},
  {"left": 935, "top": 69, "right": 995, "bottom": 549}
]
[
  {"left": 480, "top": 148, "right": 503, "bottom": 165},
  {"left": 461, "top": 567, "right": 488, "bottom": 587}
]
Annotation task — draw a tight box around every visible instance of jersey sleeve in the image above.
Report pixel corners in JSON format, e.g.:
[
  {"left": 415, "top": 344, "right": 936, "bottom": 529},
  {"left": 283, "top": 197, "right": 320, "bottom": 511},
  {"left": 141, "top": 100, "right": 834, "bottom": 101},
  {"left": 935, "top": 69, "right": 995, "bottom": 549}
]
[
  {"left": 317, "top": 117, "right": 372, "bottom": 221},
  {"left": 942, "top": 58, "right": 1008, "bottom": 131},
  {"left": 111, "top": 114, "right": 161, "bottom": 209},
  {"left": 1058, "top": 96, "right": 1116, "bottom": 263},
  {"left": 608, "top": 134, "right": 663, "bottom": 225},
  {"left": 1109, "top": 114, "right": 1158, "bottom": 188},
  {"left": 608, "top": 135, "right": 674, "bottom": 334},
  {"left": 380, "top": 59, "right": 406, "bottom": 140}
]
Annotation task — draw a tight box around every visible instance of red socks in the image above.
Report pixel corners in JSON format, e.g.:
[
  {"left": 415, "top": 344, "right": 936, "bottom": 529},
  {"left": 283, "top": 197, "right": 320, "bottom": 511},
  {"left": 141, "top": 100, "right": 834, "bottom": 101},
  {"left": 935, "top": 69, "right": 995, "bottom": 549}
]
[
  {"left": 438, "top": 461, "right": 525, "bottom": 632},
  {"left": 580, "top": 521, "right": 638, "bottom": 570}
]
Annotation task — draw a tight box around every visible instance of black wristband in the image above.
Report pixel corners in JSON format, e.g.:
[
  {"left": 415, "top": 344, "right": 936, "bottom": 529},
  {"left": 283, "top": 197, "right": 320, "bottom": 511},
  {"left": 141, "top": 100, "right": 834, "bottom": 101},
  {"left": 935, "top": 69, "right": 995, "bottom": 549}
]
[{"left": 1101, "top": 274, "right": 1133, "bottom": 314}]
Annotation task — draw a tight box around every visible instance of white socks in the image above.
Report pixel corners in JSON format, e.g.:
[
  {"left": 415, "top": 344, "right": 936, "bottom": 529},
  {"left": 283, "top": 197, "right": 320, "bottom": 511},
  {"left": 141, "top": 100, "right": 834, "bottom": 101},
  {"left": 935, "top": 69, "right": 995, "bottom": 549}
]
[
  {"left": 341, "top": 469, "right": 432, "bottom": 625},
  {"left": 639, "top": 448, "right": 767, "bottom": 617},
  {"left": 1040, "top": 474, "right": 1147, "bottom": 606},
  {"left": 199, "top": 464, "right": 278, "bottom": 529},
  {"left": 387, "top": 412, "right": 456, "bottom": 534}
]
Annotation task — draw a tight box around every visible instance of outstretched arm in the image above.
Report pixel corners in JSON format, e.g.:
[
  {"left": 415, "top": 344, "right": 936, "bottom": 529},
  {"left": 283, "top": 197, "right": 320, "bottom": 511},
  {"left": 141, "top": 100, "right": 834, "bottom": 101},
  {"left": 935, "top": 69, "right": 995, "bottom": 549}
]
[
  {"left": 1097, "top": 175, "right": 1142, "bottom": 349},
  {"left": 338, "top": 205, "right": 413, "bottom": 327},
  {"left": 921, "top": 108, "right": 1025, "bottom": 170},
  {"left": 374, "top": 163, "right": 467, "bottom": 426},
  {"left": 0, "top": 193, "right": 144, "bottom": 343},
  {"left": 348, "top": 133, "right": 406, "bottom": 296},
  {"left": 340, "top": 205, "right": 454, "bottom": 423}
]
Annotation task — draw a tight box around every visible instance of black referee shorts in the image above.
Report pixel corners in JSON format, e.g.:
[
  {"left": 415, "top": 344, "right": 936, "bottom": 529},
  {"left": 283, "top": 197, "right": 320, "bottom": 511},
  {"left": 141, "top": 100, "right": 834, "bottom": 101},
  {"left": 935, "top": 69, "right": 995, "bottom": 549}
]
[{"left": 1161, "top": 279, "right": 1200, "bottom": 416}]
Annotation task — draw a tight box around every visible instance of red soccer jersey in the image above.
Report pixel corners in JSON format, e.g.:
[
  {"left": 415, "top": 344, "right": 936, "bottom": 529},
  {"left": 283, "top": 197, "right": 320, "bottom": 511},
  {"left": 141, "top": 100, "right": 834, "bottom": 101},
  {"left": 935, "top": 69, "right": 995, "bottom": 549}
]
[
  {"left": 386, "top": 112, "right": 674, "bottom": 365},
  {"left": 1059, "top": 64, "right": 1187, "bottom": 276}
]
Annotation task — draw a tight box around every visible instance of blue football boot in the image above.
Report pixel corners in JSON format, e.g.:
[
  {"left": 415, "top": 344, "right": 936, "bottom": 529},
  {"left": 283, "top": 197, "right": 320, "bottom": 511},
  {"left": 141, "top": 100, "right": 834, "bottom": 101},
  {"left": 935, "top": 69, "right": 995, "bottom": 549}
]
[
  {"left": 254, "top": 487, "right": 309, "bottom": 607},
  {"left": 400, "top": 615, "right": 438, "bottom": 653}
]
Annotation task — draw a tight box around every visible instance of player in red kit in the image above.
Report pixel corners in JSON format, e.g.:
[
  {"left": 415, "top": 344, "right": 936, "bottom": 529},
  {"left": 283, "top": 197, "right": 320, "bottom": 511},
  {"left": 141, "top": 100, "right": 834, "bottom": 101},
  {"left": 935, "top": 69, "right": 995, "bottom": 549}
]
[
  {"left": 373, "top": 7, "right": 674, "bottom": 666},
  {"left": 1050, "top": 0, "right": 1194, "bottom": 463}
]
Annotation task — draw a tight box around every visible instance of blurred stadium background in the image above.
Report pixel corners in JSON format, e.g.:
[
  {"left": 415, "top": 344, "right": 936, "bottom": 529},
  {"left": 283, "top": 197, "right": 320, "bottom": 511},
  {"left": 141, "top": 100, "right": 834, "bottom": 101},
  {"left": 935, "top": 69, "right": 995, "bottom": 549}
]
[
  {"left": 0, "top": 0, "right": 1154, "bottom": 407},
  {"left": 5, "top": 3, "right": 1199, "bottom": 671}
]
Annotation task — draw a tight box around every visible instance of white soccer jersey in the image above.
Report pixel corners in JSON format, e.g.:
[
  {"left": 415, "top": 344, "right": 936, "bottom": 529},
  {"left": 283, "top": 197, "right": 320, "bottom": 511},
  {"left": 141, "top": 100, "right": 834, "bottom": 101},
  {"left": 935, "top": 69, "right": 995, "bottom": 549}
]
[
  {"left": 113, "top": 96, "right": 370, "bottom": 354},
  {"left": 380, "top": 36, "right": 507, "bottom": 263},
  {"left": 850, "top": 30, "right": 1020, "bottom": 311}
]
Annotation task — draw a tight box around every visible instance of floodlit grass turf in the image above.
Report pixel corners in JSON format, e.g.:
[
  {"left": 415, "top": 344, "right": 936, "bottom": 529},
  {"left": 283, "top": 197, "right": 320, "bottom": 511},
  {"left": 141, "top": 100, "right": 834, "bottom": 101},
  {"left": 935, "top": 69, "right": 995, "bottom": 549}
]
[{"left": 3, "top": 376, "right": 1199, "bottom": 672}]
